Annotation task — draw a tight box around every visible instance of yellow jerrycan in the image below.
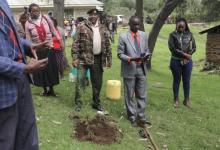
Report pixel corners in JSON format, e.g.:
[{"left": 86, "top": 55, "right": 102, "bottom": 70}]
[{"left": 106, "top": 80, "right": 121, "bottom": 100}]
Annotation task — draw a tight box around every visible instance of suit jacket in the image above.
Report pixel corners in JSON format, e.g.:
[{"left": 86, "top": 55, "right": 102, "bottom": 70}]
[
  {"left": 0, "top": 0, "right": 26, "bottom": 109},
  {"left": 117, "top": 30, "right": 150, "bottom": 78}
]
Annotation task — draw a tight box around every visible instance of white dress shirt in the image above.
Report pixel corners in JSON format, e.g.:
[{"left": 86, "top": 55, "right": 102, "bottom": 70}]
[{"left": 91, "top": 21, "right": 101, "bottom": 55}]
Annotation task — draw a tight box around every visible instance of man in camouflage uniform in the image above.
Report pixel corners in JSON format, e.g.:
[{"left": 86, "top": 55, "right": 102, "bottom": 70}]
[{"left": 72, "top": 9, "right": 112, "bottom": 112}]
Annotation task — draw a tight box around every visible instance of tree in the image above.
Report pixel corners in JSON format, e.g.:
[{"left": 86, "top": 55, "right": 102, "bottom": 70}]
[
  {"left": 120, "top": 0, "right": 135, "bottom": 11},
  {"left": 143, "top": 0, "right": 162, "bottom": 13},
  {"left": 148, "top": 0, "right": 183, "bottom": 69},
  {"left": 136, "top": 0, "right": 145, "bottom": 31},
  {"left": 175, "top": 0, "right": 187, "bottom": 18},
  {"left": 53, "top": 0, "right": 69, "bottom": 68},
  {"left": 53, "top": 0, "right": 64, "bottom": 28},
  {"left": 201, "top": 0, "right": 220, "bottom": 22}
]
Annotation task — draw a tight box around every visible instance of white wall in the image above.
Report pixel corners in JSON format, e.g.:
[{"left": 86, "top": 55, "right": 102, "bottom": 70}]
[{"left": 11, "top": 6, "right": 97, "bottom": 22}]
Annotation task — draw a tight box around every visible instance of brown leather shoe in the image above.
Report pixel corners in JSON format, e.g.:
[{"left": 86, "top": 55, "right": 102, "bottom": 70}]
[
  {"left": 173, "top": 98, "right": 179, "bottom": 108},
  {"left": 183, "top": 98, "right": 190, "bottom": 108}
]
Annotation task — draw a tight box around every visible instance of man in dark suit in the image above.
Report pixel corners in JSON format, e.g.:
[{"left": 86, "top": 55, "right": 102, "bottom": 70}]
[{"left": 117, "top": 15, "right": 151, "bottom": 127}]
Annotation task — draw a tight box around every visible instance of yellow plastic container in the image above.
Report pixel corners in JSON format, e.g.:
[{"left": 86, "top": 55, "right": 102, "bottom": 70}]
[{"left": 106, "top": 80, "right": 121, "bottom": 100}]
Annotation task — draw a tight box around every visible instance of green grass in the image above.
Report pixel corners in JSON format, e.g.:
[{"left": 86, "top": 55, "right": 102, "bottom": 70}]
[{"left": 32, "top": 24, "right": 220, "bottom": 150}]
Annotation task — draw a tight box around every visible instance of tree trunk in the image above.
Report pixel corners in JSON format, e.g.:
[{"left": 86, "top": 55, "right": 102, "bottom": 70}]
[
  {"left": 53, "top": 0, "right": 69, "bottom": 68},
  {"left": 148, "top": 0, "right": 183, "bottom": 69},
  {"left": 136, "top": 0, "right": 145, "bottom": 31},
  {"left": 53, "top": 0, "right": 64, "bottom": 28}
]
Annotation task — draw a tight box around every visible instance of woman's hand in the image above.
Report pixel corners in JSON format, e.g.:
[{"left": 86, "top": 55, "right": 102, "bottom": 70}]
[
  {"left": 31, "top": 48, "right": 38, "bottom": 60},
  {"left": 31, "top": 41, "right": 49, "bottom": 60},
  {"left": 72, "top": 59, "right": 79, "bottom": 67},
  {"left": 184, "top": 53, "right": 192, "bottom": 60}
]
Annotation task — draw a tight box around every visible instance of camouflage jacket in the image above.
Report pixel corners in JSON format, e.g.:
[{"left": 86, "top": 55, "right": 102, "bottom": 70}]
[{"left": 71, "top": 21, "right": 112, "bottom": 67}]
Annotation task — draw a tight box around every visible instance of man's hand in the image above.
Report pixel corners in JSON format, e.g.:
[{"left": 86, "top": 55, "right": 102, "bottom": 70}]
[
  {"left": 72, "top": 59, "right": 79, "bottom": 67},
  {"left": 24, "top": 58, "right": 48, "bottom": 73}
]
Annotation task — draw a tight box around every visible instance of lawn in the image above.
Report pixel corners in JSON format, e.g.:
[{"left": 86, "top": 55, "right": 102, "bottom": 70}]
[{"left": 32, "top": 24, "right": 220, "bottom": 150}]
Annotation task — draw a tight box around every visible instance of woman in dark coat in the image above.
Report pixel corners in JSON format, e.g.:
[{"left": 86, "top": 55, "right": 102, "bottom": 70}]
[{"left": 168, "top": 18, "right": 196, "bottom": 108}]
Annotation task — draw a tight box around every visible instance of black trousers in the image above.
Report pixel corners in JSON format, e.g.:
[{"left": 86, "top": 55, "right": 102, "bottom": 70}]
[
  {"left": 0, "top": 75, "right": 38, "bottom": 150},
  {"left": 90, "top": 54, "right": 103, "bottom": 105}
]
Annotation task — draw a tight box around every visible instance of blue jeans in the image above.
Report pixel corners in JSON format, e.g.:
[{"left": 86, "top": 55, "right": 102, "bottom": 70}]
[{"left": 170, "top": 58, "right": 193, "bottom": 100}]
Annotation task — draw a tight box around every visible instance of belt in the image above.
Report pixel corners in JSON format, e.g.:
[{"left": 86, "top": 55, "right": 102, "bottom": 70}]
[{"left": 94, "top": 53, "right": 102, "bottom": 58}]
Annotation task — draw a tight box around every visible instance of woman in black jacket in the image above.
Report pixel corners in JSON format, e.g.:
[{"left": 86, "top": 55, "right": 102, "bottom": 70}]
[{"left": 168, "top": 18, "right": 196, "bottom": 108}]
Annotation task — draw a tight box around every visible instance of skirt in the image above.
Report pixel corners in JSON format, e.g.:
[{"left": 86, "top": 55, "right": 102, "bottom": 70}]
[
  {"left": 33, "top": 48, "right": 59, "bottom": 87},
  {"left": 54, "top": 49, "right": 64, "bottom": 74}
]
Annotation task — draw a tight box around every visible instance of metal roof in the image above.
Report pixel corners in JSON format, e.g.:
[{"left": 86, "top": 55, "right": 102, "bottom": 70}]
[
  {"left": 8, "top": 0, "right": 103, "bottom": 8},
  {"left": 200, "top": 25, "right": 220, "bottom": 34}
]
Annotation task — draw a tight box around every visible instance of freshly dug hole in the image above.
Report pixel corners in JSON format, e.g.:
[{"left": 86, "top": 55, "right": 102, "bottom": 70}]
[{"left": 73, "top": 115, "right": 123, "bottom": 145}]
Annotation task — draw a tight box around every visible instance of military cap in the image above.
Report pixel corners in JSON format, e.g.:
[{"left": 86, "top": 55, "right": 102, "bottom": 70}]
[{"left": 87, "top": 8, "right": 99, "bottom": 15}]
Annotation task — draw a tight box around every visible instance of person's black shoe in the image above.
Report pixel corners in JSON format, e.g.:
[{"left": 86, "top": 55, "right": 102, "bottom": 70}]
[
  {"left": 183, "top": 98, "right": 190, "bottom": 108},
  {"left": 173, "top": 100, "right": 179, "bottom": 108},
  {"left": 49, "top": 93, "right": 58, "bottom": 97},
  {"left": 47, "top": 91, "right": 58, "bottom": 97},
  {"left": 138, "top": 118, "right": 152, "bottom": 127},
  {"left": 75, "top": 105, "right": 81, "bottom": 112},
  {"left": 40, "top": 91, "right": 49, "bottom": 97},
  {"left": 130, "top": 120, "right": 137, "bottom": 127},
  {"left": 92, "top": 104, "right": 103, "bottom": 111},
  {"left": 139, "top": 129, "right": 148, "bottom": 138}
]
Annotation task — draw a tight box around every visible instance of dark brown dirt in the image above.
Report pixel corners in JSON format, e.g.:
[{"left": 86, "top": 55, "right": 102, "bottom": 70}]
[{"left": 72, "top": 115, "right": 123, "bottom": 145}]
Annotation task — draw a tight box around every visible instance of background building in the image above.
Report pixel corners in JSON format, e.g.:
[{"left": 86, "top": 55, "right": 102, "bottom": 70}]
[{"left": 8, "top": 0, "right": 103, "bottom": 21}]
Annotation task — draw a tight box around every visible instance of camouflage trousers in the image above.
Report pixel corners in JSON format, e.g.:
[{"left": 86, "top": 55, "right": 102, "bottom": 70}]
[{"left": 75, "top": 54, "right": 103, "bottom": 107}]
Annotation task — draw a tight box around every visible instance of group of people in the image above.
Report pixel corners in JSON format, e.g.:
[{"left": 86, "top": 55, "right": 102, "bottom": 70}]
[
  {"left": 0, "top": 0, "right": 196, "bottom": 149},
  {"left": 71, "top": 9, "right": 196, "bottom": 126},
  {"left": 106, "top": 16, "right": 117, "bottom": 43}
]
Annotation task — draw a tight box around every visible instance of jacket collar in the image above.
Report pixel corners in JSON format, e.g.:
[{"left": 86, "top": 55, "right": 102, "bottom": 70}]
[{"left": 85, "top": 20, "right": 105, "bottom": 32}]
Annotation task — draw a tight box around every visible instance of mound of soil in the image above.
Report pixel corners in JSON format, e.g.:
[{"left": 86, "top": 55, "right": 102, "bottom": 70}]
[{"left": 73, "top": 115, "right": 123, "bottom": 145}]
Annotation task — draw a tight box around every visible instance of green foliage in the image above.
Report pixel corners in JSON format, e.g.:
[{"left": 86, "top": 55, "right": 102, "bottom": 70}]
[
  {"left": 103, "top": 0, "right": 162, "bottom": 17},
  {"left": 175, "top": 0, "right": 187, "bottom": 17},
  {"left": 103, "top": 0, "right": 220, "bottom": 22},
  {"left": 172, "top": 0, "right": 220, "bottom": 22},
  {"left": 172, "top": 0, "right": 204, "bottom": 22},
  {"left": 143, "top": 0, "right": 162, "bottom": 13},
  {"left": 120, "top": 0, "right": 135, "bottom": 11},
  {"left": 103, "top": 0, "right": 120, "bottom": 14},
  {"left": 103, "top": 0, "right": 135, "bottom": 17},
  {"left": 201, "top": 0, "right": 220, "bottom": 22}
]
